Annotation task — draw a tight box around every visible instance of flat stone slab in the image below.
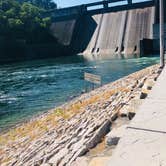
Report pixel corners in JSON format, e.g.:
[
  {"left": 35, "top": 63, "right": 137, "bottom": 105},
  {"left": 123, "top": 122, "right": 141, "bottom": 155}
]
[{"left": 107, "top": 67, "right": 166, "bottom": 166}]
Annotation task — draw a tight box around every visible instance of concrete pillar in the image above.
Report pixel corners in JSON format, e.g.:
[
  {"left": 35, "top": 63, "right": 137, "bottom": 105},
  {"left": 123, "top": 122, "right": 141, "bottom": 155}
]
[
  {"left": 103, "top": 1, "right": 108, "bottom": 8},
  {"left": 128, "top": 0, "right": 132, "bottom": 4},
  {"left": 160, "top": 0, "right": 165, "bottom": 67}
]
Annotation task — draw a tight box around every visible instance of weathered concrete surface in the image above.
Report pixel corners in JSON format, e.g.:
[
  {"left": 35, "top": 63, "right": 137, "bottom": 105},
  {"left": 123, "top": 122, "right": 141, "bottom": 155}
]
[
  {"left": 107, "top": 66, "right": 166, "bottom": 166},
  {"left": 50, "top": 20, "right": 76, "bottom": 45},
  {"left": 83, "top": 7, "right": 155, "bottom": 56}
]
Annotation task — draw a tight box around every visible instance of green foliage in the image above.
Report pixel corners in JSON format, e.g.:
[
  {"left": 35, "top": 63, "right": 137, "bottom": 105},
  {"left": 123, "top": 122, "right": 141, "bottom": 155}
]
[
  {"left": 0, "top": 0, "right": 20, "bottom": 12},
  {"left": 8, "top": 18, "right": 23, "bottom": 28},
  {"left": 42, "top": 17, "right": 51, "bottom": 27},
  {"left": 0, "top": 0, "right": 54, "bottom": 42},
  {"left": 17, "top": 0, "right": 57, "bottom": 10}
]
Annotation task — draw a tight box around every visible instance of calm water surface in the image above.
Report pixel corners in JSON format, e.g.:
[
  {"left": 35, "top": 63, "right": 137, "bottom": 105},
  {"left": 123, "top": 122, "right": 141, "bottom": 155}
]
[{"left": 0, "top": 55, "right": 159, "bottom": 131}]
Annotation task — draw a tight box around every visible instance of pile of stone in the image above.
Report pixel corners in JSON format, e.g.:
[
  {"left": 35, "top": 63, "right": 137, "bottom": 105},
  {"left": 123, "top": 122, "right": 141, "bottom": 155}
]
[{"left": 0, "top": 65, "right": 161, "bottom": 166}]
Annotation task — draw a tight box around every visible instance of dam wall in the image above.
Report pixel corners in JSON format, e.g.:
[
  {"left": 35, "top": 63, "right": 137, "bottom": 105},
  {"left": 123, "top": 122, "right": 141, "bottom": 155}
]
[
  {"left": 50, "top": 6, "right": 156, "bottom": 56},
  {"left": 50, "top": 20, "right": 76, "bottom": 46},
  {"left": 82, "top": 7, "right": 156, "bottom": 56}
]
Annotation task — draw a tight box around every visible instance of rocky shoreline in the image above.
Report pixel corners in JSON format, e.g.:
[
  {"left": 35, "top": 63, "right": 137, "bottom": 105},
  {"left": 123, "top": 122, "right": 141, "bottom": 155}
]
[{"left": 0, "top": 64, "right": 162, "bottom": 166}]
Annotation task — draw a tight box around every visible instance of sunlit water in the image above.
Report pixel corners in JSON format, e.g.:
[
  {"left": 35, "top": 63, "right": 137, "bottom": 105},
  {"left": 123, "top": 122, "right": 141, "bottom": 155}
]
[{"left": 0, "top": 55, "right": 159, "bottom": 131}]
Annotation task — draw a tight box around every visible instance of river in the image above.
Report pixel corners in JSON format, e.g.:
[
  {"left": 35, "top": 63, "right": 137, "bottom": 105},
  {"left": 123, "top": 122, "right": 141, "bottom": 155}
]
[{"left": 0, "top": 55, "right": 159, "bottom": 131}]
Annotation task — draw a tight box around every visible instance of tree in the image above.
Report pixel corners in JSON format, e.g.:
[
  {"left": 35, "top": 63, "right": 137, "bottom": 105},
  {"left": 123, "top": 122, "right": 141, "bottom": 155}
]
[
  {"left": 16, "top": 0, "right": 57, "bottom": 10},
  {"left": 43, "top": 0, "right": 57, "bottom": 10},
  {"left": 0, "top": 0, "right": 52, "bottom": 43}
]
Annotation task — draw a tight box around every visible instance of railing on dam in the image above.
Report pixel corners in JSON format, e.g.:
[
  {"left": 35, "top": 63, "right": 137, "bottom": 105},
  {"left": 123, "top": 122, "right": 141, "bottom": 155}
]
[{"left": 46, "top": 0, "right": 156, "bottom": 20}]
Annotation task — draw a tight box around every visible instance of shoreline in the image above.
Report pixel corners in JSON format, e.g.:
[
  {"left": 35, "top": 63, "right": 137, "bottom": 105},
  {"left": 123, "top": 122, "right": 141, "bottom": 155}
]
[
  {"left": 0, "top": 64, "right": 161, "bottom": 166},
  {"left": 0, "top": 56, "right": 159, "bottom": 134}
]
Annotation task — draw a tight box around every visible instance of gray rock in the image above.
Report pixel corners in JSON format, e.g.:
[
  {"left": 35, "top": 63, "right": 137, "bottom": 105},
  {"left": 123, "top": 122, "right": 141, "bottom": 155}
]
[
  {"left": 119, "top": 107, "right": 128, "bottom": 117},
  {"left": 106, "top": 137, "right": 120, "bottom": 146},
  {"left": 128, "top": 112, "right": 136, "bottom": 120},
  {"left": 48, "top": 148, "right": 68, "bottom": 165},
  {"left": 111, "top": 113, "right": 118, "bottom": 121},
  {"left": 68, "top": 146, "right": 88, "bottom": 165},
  {"left": 86, "top": 120, "right": 111, "bottom": 149},
  {"left": 140, "top": 92, "right": 147, "bottom": 99},
  {"left": 105, "top": 125, "right": 127, "bottom": 146}
]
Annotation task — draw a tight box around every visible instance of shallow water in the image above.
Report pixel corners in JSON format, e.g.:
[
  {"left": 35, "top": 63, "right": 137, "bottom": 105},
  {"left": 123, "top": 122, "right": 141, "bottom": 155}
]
[{"left": 0, "top": 55, "right": 159, "bottom": 131}]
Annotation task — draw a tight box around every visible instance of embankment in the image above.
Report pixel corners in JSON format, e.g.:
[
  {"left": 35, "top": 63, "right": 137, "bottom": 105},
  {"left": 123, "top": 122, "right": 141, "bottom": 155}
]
[{"left": 0, "top": 64, "right": 161, "bottom": 166}]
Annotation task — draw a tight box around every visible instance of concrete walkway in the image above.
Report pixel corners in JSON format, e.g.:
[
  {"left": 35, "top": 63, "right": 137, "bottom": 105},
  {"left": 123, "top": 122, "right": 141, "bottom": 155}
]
[{"left": 107, "top": 67, "right": 166, "bottom": 166}]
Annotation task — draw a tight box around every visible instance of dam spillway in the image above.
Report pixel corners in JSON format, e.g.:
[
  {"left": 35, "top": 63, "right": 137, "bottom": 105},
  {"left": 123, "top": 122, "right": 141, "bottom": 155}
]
[{"left": 50, "top": 6, "right": 157, "bottom": 57}]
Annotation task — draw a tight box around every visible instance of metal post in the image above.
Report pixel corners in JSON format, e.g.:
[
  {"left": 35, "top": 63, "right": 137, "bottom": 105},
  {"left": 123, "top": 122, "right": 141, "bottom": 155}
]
[{"left": 160, "top": 0, "right": 165, "bottom": 67}]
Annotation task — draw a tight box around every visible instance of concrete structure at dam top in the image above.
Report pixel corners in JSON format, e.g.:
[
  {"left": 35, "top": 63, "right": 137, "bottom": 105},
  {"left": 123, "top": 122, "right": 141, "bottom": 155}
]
[
  {"left": 48, "top": 0, "right": 156, "bottom": 20},
  {"left": 49, "top": 0, "right": 166, "bottom": 57}
]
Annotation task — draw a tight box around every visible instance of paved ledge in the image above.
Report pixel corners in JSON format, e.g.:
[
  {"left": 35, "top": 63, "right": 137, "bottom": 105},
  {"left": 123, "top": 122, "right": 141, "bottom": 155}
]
[{"left": 107, "top": 67, "right": 166, "bottom": 166}]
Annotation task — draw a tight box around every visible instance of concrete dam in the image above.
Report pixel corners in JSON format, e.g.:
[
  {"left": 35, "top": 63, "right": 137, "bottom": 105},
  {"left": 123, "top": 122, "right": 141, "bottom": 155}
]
[
  {"left": 50, "top": 0, "right": 164, "bottom": 57},
  {"left": 83, "top": 7, "right": 155, "bottom": 56}
]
